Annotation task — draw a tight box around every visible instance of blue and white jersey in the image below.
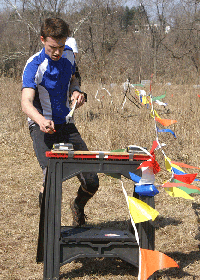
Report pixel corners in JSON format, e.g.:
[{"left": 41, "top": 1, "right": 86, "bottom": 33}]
[{"left": 22, "top": 46, "right": 75, "bottom": 125}]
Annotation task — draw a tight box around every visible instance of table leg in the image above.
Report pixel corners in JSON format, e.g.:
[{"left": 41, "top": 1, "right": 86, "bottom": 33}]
[{"left": 43, "top": 161, "right": 62, "bottom": 280}]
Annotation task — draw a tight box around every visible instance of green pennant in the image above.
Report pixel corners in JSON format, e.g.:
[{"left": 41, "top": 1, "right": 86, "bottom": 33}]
[
  {"left": 152, "top": 93, "right": 166, "bottom": 101},
  {"left": 172, "top": 179, "right": 200, "bottom": 194},
  {"left": 177, "top": 186, "right": 200, "bottom": 194},
  {"left": 132, "top": 84, "right": 144, "bottom": 87}
]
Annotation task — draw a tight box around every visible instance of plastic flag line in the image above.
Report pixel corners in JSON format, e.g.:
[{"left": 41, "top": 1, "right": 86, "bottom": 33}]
[{"left": 121, "top": 180, "right": 178, "bottom": 280}]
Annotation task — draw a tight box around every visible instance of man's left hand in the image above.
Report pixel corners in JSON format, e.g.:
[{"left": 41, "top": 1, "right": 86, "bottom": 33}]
[{"left": 71, "top": 91, "right": 85, "bottom": 108}]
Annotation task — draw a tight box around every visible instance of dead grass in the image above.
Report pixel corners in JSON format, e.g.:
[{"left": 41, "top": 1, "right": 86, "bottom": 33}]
[{"left": 0, "top": 77, "right": 200, "bottom": 279}]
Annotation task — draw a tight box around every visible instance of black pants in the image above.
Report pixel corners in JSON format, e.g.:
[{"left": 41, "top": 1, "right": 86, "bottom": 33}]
[{"left": 29, "top": 122, "right": 99, "bottom": 195}]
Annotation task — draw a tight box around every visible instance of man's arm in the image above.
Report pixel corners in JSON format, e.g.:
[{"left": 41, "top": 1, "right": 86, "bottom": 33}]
[
  {"left": 69, "top": 75, "right": 85, "bottom": 109},
  {"left": 21, "top": 88, "right": 55, "bottom": 133}
]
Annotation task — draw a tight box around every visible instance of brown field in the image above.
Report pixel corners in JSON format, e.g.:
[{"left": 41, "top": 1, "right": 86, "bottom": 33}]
[{"left": 0, "top": 76, "right": 200, "bottom": 279}]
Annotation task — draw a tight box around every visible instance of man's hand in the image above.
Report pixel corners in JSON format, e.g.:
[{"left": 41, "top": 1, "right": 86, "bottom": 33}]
[
  {"left": 71, "top": 91, "right": 85, "bottom": 109},
  {"left": 38, "top": 119, "right": 56, "bottom": 134}
]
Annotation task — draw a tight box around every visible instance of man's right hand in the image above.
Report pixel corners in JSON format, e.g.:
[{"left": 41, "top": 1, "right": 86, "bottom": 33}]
[{"left": 39, "top": 119, "right": 55, "bottom": 134}]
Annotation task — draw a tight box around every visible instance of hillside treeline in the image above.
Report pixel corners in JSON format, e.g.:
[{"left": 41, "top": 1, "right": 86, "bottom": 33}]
[{"left": 1, "top": 0, "right": 200, "bottom": 84}]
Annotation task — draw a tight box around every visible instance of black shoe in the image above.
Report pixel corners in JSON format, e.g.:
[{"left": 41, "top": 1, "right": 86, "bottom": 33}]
[
  {"left": 39, "top": 192, "right": 43, "bottom": 208},
  {"left": 70, "top": 200, "right": 86, "bottom": 227}
]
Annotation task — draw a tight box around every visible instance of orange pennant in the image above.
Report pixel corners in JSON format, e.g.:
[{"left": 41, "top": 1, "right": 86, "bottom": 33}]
[
  {"left": 162, "top": 182, "right": 200, "bottom": 191},
  {"left": 140, "top": 248, "right": 179, "bottom": 279},
  {"left": 171, "top": 161, "right": 200, "bottom": 169},
  {"left": 155, "top": 117, "right": 177, "bottom": 126}
]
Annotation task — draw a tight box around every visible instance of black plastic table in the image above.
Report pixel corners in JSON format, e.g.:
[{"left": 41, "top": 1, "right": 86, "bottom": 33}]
[{"left": 36, "top": 149, "right": 155, "bottom": 280}]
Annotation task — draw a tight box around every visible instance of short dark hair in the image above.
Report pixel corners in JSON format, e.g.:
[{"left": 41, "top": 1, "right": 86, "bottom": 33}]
[{"left": 41, "top": 18, "right": 70, "bottom": 40}]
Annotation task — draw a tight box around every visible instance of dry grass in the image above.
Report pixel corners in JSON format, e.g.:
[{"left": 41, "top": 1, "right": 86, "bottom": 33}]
[{"left": 0, "top": 77, "right": 200, "bottom": 279}]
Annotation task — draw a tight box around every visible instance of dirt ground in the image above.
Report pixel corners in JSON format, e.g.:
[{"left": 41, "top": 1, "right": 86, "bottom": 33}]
[{"left": 1, "top": 77, "right": 200, "bottom": 279}]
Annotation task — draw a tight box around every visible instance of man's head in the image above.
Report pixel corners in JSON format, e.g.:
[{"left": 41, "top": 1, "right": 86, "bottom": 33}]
[{"left": 41, "top": 18, "right": 69, "bottom": 61}]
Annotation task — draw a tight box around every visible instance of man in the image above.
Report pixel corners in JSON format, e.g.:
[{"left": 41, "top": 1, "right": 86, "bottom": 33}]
[{"left": 21, "top": 18, "right": 99, "bottom": 226}]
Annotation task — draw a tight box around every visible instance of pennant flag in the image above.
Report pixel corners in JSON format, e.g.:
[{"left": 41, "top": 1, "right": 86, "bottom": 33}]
[
  {"left": 155, "top": 100, "right": 167, "bottom": 106},
  {"left": 155, "top": 117, "right": 177, "bottom": 126},
  {"left": 135, "top": 89, "right": 140, "bottom": 96},
  {"left": 177, "top": 186, "right": 200, "bottom": 195},
  {"left": 172, "top": 167, "right": 200, "bottom": 182},
  {"left": 132, "top": 83, "right": 144, "bottom": 87},
  {"left": 172, "top": 167, "right": 185, "bottom": 174},
  {"left": 174, "top": 173, "right": 197, "bottom": 184},
  {"left": 138, "top": 158, "right": 160, "bottom": 174},
  {"left": 138, "top": 142, "right": 160, "bottom": 175},
  {"left": 140, "top": 248, "right": 179, "bottom": 280},
  {"left": 171, "top": 161, "right": 200, "bottom": 170},
  {"left": 150, "top": 141, "right": 159, "bottom": 154},
  {"left": 163, "top": 181, "right": 200, "bottom": 191},
  {"left": 165, "top": 157, "right": 185, "bottom": 173},
  {"left": 142, "top": 96, "right": 147, "bottom": 105},
  {"left": 135, "top": 184, "right": 159, "bottom": 196},
  {"left": 164, "top": 187, "right": 194, "bottom": 200},
  {"left": 128, "top": 196, "right": 159, "bottom": 223},
  {"left": 140, "top": 89, "right": 147, "bottom": 96},
  {"left": 139, "top": 166, "right": 155, "bottom": 185},
  {"left": 151, "top": 109, "right": 161, "bottom": 119},
  {"left": 152, "top": 93, "right": 166, "bottom": 101},
  {"left": 129, "top": 172, "right": 141, "bottom": 183},
  {"left": 157, "top": 127, "right": 176, "bottom": 138}
]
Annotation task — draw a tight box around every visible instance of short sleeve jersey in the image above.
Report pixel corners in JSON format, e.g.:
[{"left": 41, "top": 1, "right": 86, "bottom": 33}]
[{"left": 22, "top": 46, "right": 75, "bottom": 125}]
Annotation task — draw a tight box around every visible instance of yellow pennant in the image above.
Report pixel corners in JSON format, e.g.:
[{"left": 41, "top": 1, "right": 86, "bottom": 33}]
[
  {"left": 128, "top": 196, "right": 159, "bottom": 224},
  {"left": 165, "top": 187, "right": 194, "bottom": 200},
  {"left": 165, "top": 156, "right": 185, "bottom": 173},
  {"left": 142, "top": 96, "right": 147, "bottom": 104},
  {"left": 135, "top": 89, "right": 140, "bottom": 96},
  {"left": 151, "top": 109, "right": 161, "bottom": 119}
]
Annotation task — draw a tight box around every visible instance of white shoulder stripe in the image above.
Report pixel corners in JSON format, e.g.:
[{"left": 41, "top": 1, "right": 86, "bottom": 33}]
[
  {"left": 22, "top": 50, "right": 43, "bottom": 74},
  {"left": 35, "top": 58, "right": 48, "bottom": 85}
]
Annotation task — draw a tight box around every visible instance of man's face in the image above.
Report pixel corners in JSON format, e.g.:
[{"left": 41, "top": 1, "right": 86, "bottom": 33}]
[{"left": 41, "top": 36, "right": 66, "bottom": 61}]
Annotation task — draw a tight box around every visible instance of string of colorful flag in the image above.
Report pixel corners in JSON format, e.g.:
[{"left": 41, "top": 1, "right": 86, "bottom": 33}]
[
  {"left": 110, "top": 77, "right": 200, "bottom": 279},
  {"left": 131, "top": 78, "right": 200, "bottom": 200},
  {"left": 121, "top": 180, "right": 178, "bottom": 280}
]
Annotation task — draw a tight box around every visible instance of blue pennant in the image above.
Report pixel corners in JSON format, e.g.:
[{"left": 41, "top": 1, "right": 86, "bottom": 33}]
[
  {"left": 157, "top": 127, "right": 176, "bottom": 138},
  {"left": 129, "top": 172, "right": 141, "bottom": 183},
  {"left": 135, "top": 184, "right": 159, "bottom": 196}
]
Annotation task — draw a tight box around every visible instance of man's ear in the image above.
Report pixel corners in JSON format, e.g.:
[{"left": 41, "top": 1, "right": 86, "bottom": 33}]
[{"left": 40, "top": 36, "right": 45, "bottom": 45}]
